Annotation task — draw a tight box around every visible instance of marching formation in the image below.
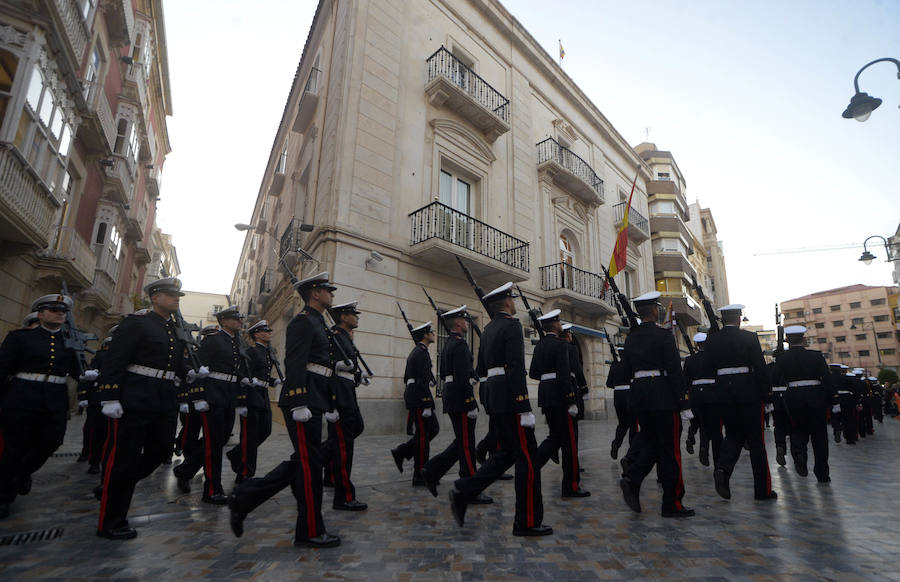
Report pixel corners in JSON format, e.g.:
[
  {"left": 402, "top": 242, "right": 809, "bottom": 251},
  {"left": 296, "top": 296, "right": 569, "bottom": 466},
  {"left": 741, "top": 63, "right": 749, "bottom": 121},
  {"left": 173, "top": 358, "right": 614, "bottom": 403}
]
[{"left": 0, "top": 262, "right": 891, "bottom": 547}]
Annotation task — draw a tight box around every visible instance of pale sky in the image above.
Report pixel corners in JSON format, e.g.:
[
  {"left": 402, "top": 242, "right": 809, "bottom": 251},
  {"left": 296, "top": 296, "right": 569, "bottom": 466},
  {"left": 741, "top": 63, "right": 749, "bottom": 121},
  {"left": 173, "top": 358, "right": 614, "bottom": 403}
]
[{"left": 157, "top": 0, "right": 899, "bottom": 328}]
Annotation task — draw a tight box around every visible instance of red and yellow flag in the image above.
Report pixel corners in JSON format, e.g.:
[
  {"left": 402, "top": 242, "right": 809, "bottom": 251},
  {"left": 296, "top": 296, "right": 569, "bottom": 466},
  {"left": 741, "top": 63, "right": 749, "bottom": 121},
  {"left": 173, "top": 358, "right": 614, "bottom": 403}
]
[{"left": 607, "top": 170, "right": 639, "bottom": 278}]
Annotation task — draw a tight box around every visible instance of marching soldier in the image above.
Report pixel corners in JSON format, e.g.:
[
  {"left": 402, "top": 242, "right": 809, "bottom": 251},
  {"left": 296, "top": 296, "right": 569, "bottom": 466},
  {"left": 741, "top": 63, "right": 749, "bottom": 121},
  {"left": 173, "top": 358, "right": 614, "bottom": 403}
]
[
  {"left": 532, "top": 310, "right": 589, "bottom": 498},
  {"left": 391, "top": 322, "right": 439, "bottom": 485},
  {"left": 448, "top": 283, "right": 551, "bottom": 536},
  {"left": 838, "top": 368, "right": 861, "bottom": 444},
  {"left": 175, "top": 325, "right": 217, "bottom": 459},
  {"left": 771, "top": 325, "right": 833, "bottom": 482},
  {"left": 226, "top": 320, "right": 277, "bottom": 483},
  {"left": 768, "top": 360, "right": 790, "bottom": 467},
  {"left": 21, "top": 312, "right": 39, "bottom": 330},
  {"left": 828, "top": 364, "right": 846, "bottom": 443},
  {"left": 79, "top": 335, "right": 113, "bottom": 474},
  {"left": 682, "top": 332, "right": 717, "bottom": 466},
  {"left": 607, "top": 346, "right": 634, "bottom": 460},
  {"left": 419, "top": 306, "right": 492, "bottom": 504},
  {"left": 618, "top": 291, "right": 694, "bottom": 518},
  {"left": 228, "top": 272, "right": 341, "bottom": 548},
  {"left": 323, "top": 302, "right": 368, "bottom": 511},
  {"left": 0, "top": 294, "right": 83, "bottom": 519},
  {"left": 173, "top": 305, "right": 249, "bottom": 504},
  {"left": 562, "top": 324, "right": 588, "bottom": 450},
  {"left": 705, "top": 304, "right": 777, "bottom": 502},
  {"left": 95, "top": 278, "right": 188, "bottom": 539}
]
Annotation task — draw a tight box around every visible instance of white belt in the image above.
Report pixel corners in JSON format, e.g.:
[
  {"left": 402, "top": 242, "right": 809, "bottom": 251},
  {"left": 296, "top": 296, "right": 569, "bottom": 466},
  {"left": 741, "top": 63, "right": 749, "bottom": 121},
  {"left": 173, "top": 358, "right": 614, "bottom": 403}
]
[
  {"left": 336, "top": 371, "right": 355, "bottom": 381},
  {"left": 634, "top": 370, "right": 661, "bottom": 378},
  {"left": 837, "top": 390, "right": 851, "bottom": 395},
  {"left": 306, "top": 363, "right": 333, "bottom": 378},
  {"left": 478, "top": 377, "right": 487, "bottom": 383},
  {"left": 127, "top": 364, "right": 175, "bottom": 380},
  {"left": 614, "top": 385, "right": 630, "bottom": 391},
  {"left": 773, "top": 386, "right": 787, "bottom": 393},
  {"left": 788, "top": 380, "right": 821, "bottom": 388},
  {"left": 717, "top": 367, "right": 750, "bottom": 375},
  {"left": 487, "top": 367, "right": 505, "bottom": 377},
  {"left": 540, "top": 372, "right": 557, "bottom": 381},
  {"left": 208, "top": 371, "right": 238, "bottom": 383},
  {"left": 15, "top": 372, "right": 67, "bottom": 384},
  {"left": 692, "top": 379, "right": 716, "bottom": 386},
  {"left": 406, "top": 378, "right": 415, "bottom": 385},
  {"left": 443, "top": 375, "right": 454, "bottom": 383}
]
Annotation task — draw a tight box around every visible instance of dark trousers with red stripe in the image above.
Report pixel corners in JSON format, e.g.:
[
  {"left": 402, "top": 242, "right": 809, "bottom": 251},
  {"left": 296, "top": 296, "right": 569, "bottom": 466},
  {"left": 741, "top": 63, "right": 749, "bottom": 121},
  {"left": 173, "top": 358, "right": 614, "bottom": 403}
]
[
  {"left": 424, "top": 412, "right": 478, "bottom": 481},
  {"left": 230, "top": 410, "right": 326, "bottom": 539},
  {"left": 176, "top": 410, "right": 203, "bottom": 459},
  {"left": 612, "top": 391, "right": 637, "bottom": 450},
  {"left": 173, "top": 406, "right": 227, "bottom": 497},
  {"left": 623, "top": 410, "right": 685, "bottom": 511},
  {"left": 716, "top": 403, "right": 773, "bottom": 498},
  {"left": 97, "top": 410, "right": 177, "bottom": 532},
  {"left": 395, "top": 409, "right": 439, "bottom": 476},
  {"left": 227, "top": 407, "right": 272, "bottom": 480},
  {"left": 323, "top": 405, "right": 363, "bottom": 504},
  {"left": 0, "top": 408, "right": 67, "bottom": 504},
  {"left": 454, "top": 413, "right": 543, "bottom": 529},
  {"left": 536, "top": 407, "right": 581, "bottom": 494},
  {"left": 86, "top": 405, "right": 108, "bottom": 467}
]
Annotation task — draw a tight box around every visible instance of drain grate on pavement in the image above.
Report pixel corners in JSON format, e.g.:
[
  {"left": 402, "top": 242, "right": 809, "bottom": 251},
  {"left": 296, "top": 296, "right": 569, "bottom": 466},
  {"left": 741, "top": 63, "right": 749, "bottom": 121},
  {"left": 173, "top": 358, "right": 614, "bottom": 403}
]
[
  {"left": 0, "top": 527, "right": 64, "bottom": 546},
  {"left": 52, "top": 452, "right": 83, "bottom": 458}
]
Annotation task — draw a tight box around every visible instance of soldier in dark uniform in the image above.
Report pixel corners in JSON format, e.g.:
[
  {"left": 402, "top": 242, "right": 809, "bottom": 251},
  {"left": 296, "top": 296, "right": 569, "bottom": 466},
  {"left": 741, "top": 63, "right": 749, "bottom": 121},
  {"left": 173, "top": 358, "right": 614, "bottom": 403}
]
[
  {"left": 617, "top": 292, "right": 694, "bottom": 518},
  {"left": 95, "top": 278, "right": 188, "bottom": 539},
  {"left": 21, "top": 311, "right": 40, "bottom": 329},
  {"left": 856, "top": 369, "right": 874, "bottom": 438},
  {"left": 532, "top": 310, "right": 589, "bottom": 498},
  {"left": 705, "top": 304, "right": 777, "bottom": 502},
  {"left": 828, "top": 364, "right": 846, "bottom": 442},
  {"left": 175, "top": 324, "right": 217, "bottom": 459},
  {"left": 322, "top": 302, "right": 368, "bottom": 511},
  {"left": 768, "top": 360, "right": 790, "bottom": 467},
  {"left": 448, "top": 282, "right": 551, "bottom": 536},
  {"left": 79, "top": 335, "right": 112, "bottom": 474},
  {"left": 869, "top": 376, "right": 884, "bottom": 426},
  {"left": 682, "top": 332, "right": 718, "bottom": 467},
  {"left": 173, "top": 305, "right": 249, "bottom": 504},
  {"left": 838, "top": 368, "right": 861, "bottom": 444},
  {"left": 419, "top": 306, "right": 491, "bottom": 505},
  {"left": 771, "top": 325, "right": 834, "bottom": 482},
  {"left": 561, "top": 324, "right": 588, "bottom": 452},
  {"left": 226, "top": 320, "right": 277, "bottom": 484},
  {"left": 0, "top": 294, "right": 82, "bottom": 519},
  {"left": 607, "top": 346, "right": 635, "bottom": 460},
  {"left": 391, "top": 322, "right": 439, "bottom": 485},
  {"left": 228, "top": 272, "right": 340, "bottom": 548}
]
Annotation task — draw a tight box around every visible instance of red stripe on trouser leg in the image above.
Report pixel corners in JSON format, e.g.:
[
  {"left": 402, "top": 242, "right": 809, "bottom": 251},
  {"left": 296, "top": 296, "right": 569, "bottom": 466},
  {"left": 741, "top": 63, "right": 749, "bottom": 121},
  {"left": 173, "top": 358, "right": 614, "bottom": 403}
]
[
  {"left": 336, "top": 421, "right": 352, "bottom": 502},
  {"left": 417, "top": 410, "right": 425, "bottom": 468},
  {"left": 672, "top": 412, "right": 685, "bottom": 509},
  {"left": 294, "top": 421, "right": 317, "bottom": 536},
  {"left": 566, "top": 415, "right": 579, "bottom": 492},
  {"left": 200, "top": 412, "right": 215, "bottom": 497},
  {"left": 517, "top": 423, "right": 535, "bottom": 528},
  {"left": 240, "top": 416, "right": 249, "bottom": 477},
  {"left": 461, "top": 413, "right": 475, "bottom": 475},
  {"left": 760, "top": 405, "right": 772, "bottom": 493},
  {"left": 97, "top": 419, "right": 119, "bottom": 532}
]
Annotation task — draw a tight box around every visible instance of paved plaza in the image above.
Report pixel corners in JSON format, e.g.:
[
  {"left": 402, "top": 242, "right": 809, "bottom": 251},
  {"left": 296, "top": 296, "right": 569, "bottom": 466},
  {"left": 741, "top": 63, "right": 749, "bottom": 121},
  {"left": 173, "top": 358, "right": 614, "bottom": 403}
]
[{"left": 2, "top": 412, "right": 900, "bottom": 581}]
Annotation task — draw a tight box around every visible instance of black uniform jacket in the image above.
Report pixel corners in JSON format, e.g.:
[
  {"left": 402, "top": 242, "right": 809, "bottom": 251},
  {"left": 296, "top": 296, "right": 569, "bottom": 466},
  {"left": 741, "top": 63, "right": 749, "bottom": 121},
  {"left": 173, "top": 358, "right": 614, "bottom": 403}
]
[
  {"left": 439, "top": 332, "right": 477, "bottom": 414},
  {"left": 621, "top": 321, "right": 686, "bottom": 412},
  {"left": 195, "top": 330, "right": 248, "bottom": 408},
  {"left": 81, "top": 349, "right": 108, "bottom": 405},
  {"left": 279, "top": 305, "right": 334, "bottom": 412},
  {"left": 702, "top": 325, "right": 770, "bottom": 404},
  {"left": 246, "top": 342, "right": 274, "bottom": 409},
  {"left": 477, "top": 311, "right": 531, "bottom": 415},
  {"left": 683, "top": 350, "right": 717, "bottom": 405},
  {"left": 772, "top": 346, "right": 833, "bottom": 410},
  {"left": 0, "top": 326, "right": 80, "bottom": 411},
  {"left": 404, "top": 342, "right": 435, "bottom": 410},
  {"left": 98, "top": 311, "right": 187, "bottom": 412},
  {"left": 330, "top": 327, "right": 361, "bottom": 411},
  {"left": 529, "top": 333, "right": 575, "bottom": 410},
  {"left": 568, "top": 343, "right": 588, "bottom": 398}
]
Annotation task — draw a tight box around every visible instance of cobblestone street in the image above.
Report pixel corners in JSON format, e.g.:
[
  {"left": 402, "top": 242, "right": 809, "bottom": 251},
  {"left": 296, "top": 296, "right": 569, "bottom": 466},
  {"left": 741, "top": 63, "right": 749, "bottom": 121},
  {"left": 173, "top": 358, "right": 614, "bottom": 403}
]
[{"left": 2, "top": 413, "right": 900, "bottom": 581}]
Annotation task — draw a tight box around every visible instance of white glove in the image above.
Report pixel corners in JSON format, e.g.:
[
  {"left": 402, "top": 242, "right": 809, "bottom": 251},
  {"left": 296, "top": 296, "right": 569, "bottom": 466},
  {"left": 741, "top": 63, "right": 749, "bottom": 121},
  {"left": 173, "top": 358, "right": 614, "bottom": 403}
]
[
  {"left": 567, "top": 404, "right": 579, "bottom": 417},
  {"left": 519, "top": 412, "right": 536, "bottom": 428},
  {"left": 240, "top": 377, "right": 251, "bottom": 387},
  {"left": 179, "top": 403, "right": 189, "bottom": 414},
  {"left": 78, "top": 400, "right": 88, "bottom": 408},
  {"left": 236, "top": 406, "right": 248, "bottom": 417},
  {"left": 680, "top": 409, "right": 694, "bottom": 421},
  {"left": 79, "top": 369, "right": 99, "bottom": 381},
  {"left": 467, "top": 409, "right": 478, "bottom": 419},
  {"left": 324, "top": 410, "right": 340, "bottom": 423},
  {"left": 335, "top": 360, "right": 354, "bottom": 373},
  {"left": 361, "top": 376, "right": 371, "bottom": 386},
  {"left": 422, "top": 408, "right": 433, "bottom": 418},
  {"left": 764, "top": 403, "right": 774, "bottom": 414},
  {"left": 292, "top": 406, "right": 312, "bottom": 423},
  {"left": 251, "top": 377, "right": 266, "bottom": 387},
  {"left": 273, "top": 378, "right": 283, "bottom": 388},
  {"left": 173, "top": 376, "right": 182, "bottom": 387},
  {"left": 469, "top": 377, "right": 479, "bottom": 387},
  {"left": 101, "top": 400, "right": 123, "bottom": 419},
  {"left": 832, "top": 404, "right": 841, "bottom": 414},
  {"left": 194, "top": 399, "right": 210, "bottom": 412}
]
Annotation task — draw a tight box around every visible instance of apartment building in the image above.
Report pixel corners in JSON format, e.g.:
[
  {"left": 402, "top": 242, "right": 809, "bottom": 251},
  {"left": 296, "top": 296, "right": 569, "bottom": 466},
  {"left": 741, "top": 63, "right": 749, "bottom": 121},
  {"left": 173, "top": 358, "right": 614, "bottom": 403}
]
[
  {"left": 781, "top": 284, "right": 900, "bottom": 372},
  {"left": 227, "top": 0, "right": 660, "bottom": 430},
  {"left": 180, "top": 290, "right": 229, "bottom": 331},
  {"left": 0, "top": 0, "right": 175, "bottom": 340},
  {"left": 687, "top": 201, "right": 729, "bottom": 309}
]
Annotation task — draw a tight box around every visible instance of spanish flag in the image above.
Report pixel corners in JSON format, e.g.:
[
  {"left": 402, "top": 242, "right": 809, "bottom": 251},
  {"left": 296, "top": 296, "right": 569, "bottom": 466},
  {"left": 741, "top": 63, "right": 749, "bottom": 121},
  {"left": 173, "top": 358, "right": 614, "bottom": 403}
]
[
  {"left": 559, "top": 40, "right": 565, "bottom": 62},
  {"left": 607, "top": 170, "right": 639, "bottom": 279}
]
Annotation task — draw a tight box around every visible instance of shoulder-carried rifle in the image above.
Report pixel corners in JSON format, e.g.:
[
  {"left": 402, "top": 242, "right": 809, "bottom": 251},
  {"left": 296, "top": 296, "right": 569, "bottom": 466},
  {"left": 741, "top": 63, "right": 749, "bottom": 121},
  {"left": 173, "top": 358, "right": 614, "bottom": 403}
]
[
  {"left": 268, "top": 345, "right": 285, "bottom": 383},
  {"left": 59, "top": 281, "right": 96, "bottom": 374},
  {"left": 173, "top": 308, "right": 202, "bottom": 371},
  {"left": 604, "top": 328, "right": 620, "bottom": 364},
  {"left": 774, "top": 304, "right": 784, "bottom": 356},
  {"left": 674, "top": 313, "right": 696, "bottom": 355},
  {"left": 600, "top": 265, "right": 639, "bottom": 328},
  {"left": 515, "top": 284, "right": 545, "bottom": 340},
  {"left": 691, "top": 274, "right": 720, "bottom": 333},
  {"left": 455, "top": 257, "right": 491, "bottom": 315},
  {"left": 328, "top": 311, "right": 373, "bottom": 377},
  {"left": 423, "top": 287, "right": 481, "bottom": 338},
  {"left": 397, "top": 301, "right": 437, "bottom": 386}
]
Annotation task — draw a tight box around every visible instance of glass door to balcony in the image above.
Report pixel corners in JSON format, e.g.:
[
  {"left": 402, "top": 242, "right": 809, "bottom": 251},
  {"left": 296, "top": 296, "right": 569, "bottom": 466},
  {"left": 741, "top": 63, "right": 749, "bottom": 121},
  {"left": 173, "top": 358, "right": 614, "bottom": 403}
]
[
  {"left": 439, "top": 170, "right": 472, "bottom": 250},
  {"left": 559, "top": 234, "right": 575, "bottom": 291}
]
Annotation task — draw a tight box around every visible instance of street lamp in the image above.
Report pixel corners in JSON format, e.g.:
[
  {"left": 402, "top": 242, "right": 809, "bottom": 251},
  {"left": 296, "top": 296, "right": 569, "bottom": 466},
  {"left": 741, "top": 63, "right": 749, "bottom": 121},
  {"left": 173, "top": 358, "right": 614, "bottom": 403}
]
[
  {"left": 842, "top": 58, "right": 900, "bottom": 122},
  {"left": 850, "top": 320, "right": 883, "bottom": 368},
  {"left": 858, "top": 234, "right": 900, "bottom": 264}
]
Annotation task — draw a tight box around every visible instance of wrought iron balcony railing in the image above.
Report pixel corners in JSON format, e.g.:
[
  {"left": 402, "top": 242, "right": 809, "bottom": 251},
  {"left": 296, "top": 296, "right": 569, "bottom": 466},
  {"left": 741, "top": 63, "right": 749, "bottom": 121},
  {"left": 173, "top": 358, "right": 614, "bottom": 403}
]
[
  {"left": 426, "top": 47, "right": 509, "bottom": 124},
  {"left": 613, "top": 201, "right": 650, "bottom": 238},
  {"left": 409, "top": 201, "right": 529, "bottom": 271},
  {"left": 540, "top": 262, "right": 617, "bottom": 305},
  {"left": 537, "top": 138, "right": 604, "bottom": 200}
]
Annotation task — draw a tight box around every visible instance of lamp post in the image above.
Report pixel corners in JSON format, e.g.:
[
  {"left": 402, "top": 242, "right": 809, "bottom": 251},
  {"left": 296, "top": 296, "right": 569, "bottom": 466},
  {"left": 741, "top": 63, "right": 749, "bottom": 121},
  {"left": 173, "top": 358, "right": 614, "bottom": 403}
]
[
  {"left": 858, "top": 235, "right": 900, "bottom": 264},
  {"left": 850, "top": 320, "right": 883, "bottom": 369},
  {"left": 842, "top": 58, "right": 899, "bottom": 122}
]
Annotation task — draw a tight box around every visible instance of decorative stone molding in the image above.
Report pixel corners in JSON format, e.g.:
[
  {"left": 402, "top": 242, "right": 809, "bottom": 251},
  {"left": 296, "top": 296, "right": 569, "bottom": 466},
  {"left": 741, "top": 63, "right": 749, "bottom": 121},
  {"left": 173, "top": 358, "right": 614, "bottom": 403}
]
[
  {"left": 429, "top": 118, "right": 496, "bottom": 164},
  {"left": 553, "top": 118, "right": 577, "bottom": 145}
]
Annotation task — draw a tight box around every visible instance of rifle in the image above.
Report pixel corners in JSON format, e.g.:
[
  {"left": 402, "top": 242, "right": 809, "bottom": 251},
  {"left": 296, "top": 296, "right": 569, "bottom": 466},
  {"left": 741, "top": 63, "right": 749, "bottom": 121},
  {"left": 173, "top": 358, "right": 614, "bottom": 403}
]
[
  {"left": 691, "top": 274, "right": 720, "bottom": 333},
  {"left": 59, "top": 281, "right": 97, "bottom": 374},
  {"left": 455, "top": 256, "right": 490, "bottom": 315},
  {"left": 774, "top": 304, "right": 785, "bottom": 356},
  {"left": 268, "top": 345, "right": 285, "bottom": 383},
  {"left": 328, "top": 311, "right": 374, "bottom": 377},
  {"left": 674, "top": 313, "right": 696, "bottom": 355},
  {"left": 396, "top": 301, "right": 438, "bottom": 386},
  {"left": 173, "top": 308, "right": 202, "bottom": 371},
  {"left": 516, "top": 284, "right": 545, "bottom": 340},
  {"left": 604, "top": 328, "right": 620, "bottom": 364},
  {"left": 423, "top": 287, "right": 481, "bottom": 338},
  {"left": 600, "top": 265, "right": 639, "bottom": 328}
]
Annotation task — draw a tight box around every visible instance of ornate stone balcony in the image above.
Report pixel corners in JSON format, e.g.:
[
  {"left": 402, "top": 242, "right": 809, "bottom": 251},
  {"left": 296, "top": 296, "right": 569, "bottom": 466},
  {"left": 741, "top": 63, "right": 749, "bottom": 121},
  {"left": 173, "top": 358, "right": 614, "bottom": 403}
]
[
  {"left": 292, "top": 67, "right": 321, "bottom": 133},
  {"left": 34, "top": 227, "right": 96, "bottom": 288},
  {"left": 613, "top": 201, "right": 650, "bottom": 242},
  {"left": 537, "top": 138, "right": 604, "bottom": 206},
  {"left": 79, "top": 80, "right": 116, "bottom": 155},
  {"left": 0, "top": 146, "right": 58, "bottom": 249},
  {"left": 540, "top": 262, "right": 618, "bottom": 315}
]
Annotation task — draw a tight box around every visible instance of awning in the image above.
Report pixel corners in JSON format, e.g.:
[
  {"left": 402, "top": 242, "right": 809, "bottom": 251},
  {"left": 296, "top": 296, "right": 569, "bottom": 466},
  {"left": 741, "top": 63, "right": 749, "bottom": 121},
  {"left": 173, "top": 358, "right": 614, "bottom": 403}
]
[{"left": 566, "top": 323, "right": 609, "bottom": 339}]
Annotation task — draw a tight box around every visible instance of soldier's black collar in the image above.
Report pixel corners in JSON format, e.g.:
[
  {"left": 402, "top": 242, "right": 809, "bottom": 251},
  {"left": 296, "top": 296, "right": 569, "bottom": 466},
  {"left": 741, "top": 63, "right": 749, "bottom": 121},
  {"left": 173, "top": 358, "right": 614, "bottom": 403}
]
[{"left": 39, "top": 325, "right": 61, "bottom": 334}]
